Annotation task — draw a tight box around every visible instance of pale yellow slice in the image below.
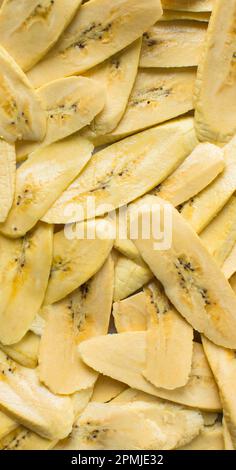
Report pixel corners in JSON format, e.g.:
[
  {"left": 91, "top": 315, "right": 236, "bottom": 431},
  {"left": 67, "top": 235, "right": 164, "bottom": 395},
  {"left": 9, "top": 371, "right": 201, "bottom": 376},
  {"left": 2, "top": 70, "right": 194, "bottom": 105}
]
[
  {"left": 114, "top": 255, "right": 153, "bottom": 302},
  {"left": 0, "top": 140, "right": 15, "bottom": 222},
  {"left": 0, "top": 331, "right": 39, "bottom": 368},
  {"left": 113, "top": 291, "right": 148, "bottom": 333}
]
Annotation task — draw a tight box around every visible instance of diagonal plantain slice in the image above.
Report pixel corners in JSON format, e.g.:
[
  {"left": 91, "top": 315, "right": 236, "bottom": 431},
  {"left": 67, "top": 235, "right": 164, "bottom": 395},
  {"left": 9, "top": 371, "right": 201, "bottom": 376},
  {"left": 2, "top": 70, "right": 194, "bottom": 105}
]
[
  {"left": 0, "top": 331, "right": 39, "bottom": 368},
  {"left": 162, "top": 0, "right": 213, "bottom": 11},
  {"left": 42, "top": 117, "right": 197, "bottom": 224},
  {"left": 160, "top": 10, "right": 211, "bottom": 21},
  {"left": 0, "top": 426, "right": 56, "bottom": 450},
  {"left": 0, "top": 140, "right": 15, "bottom": 223},
  {"left": 0, "top": 411, "right": 17, "bottom": 440},
  {"left": 0, "top": 135, "right": 93, "bottom": 238},
  {"left": 27, "top": 0, "right": 163, "bottom": 88},
  {"left": 91, "top": 376, "right": 127, "bottom": 403},
  {"left": 79, "top": 333, "right": 221, "bottom": 411},
  {"left": 178, "top": 422, "right": 224, "bottom": 450},
  {"left": 114, "top": 255, "right": 153, "bottom": 302},
  {"left": 194, "top": 0, "right": 236, "bottom": 144},
  {"left": 113, "top": 291, "right": 148, "bottom": 333},
  {"left": 0, "top": 0, "right": 82, "bottom": 71}
]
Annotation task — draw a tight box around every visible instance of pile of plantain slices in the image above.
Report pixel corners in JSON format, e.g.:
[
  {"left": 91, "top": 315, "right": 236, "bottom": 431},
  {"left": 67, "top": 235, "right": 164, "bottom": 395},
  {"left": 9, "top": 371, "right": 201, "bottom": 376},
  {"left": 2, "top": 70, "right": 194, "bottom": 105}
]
[{"left": 0, "top": 0, "right": 236, "bottom": 452}]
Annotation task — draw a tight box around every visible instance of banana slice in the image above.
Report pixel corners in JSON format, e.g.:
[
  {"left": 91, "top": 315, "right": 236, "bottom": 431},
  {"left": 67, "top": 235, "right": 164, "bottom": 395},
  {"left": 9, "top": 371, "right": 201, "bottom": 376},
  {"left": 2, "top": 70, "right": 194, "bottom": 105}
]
[
  {"left": 114, "top": 255, "right": 153, "bottom": 302},
  {"left": 113, "top": 291, "right": 148, "bottom": 333},
  {"left": 0, "top": 331, "right": 39, "bottom": 368},
  {"left": 30, "top": 313, "right": 46, "bottom": 337},
  {"left": 194, "top": 0, "right": 236, "bottom": 143},
  {"left": 0, "top": 140, "right": 15, "bottom": 222},
  {"left": 143, "top": 281, "right": 193, "bottom": 390},
  {"left": 42, "top": 117, "right": 197, "bottom": 224},
  {"left": 223, "top": 245, "right": 236, "bottom": 280},
  {"left": 0, "top": 0, "right": 82, "bottom": 71},
  {"left": 0, "top": 223, "right": 53, "bottom": 346},
  {"left": 39, "top": 257, "right": 114, "bottom": 394},
  {"left": 223, "top": 417, "right": 234, "bottom": 450},
  {"left": 162, "top": 0, "right": 213, "bottom": 11},
  {"left": 0, "top": 45, "right": 46, "bottom": 143},
  {"left": 160, "top": 10, "right": 211, "bottom": 21},
  {"left": 79, "top": 333, "right": 221, "bottom": 411},
  {"left": 0, "top": 427, "right": 56, "bottom": 450},
  {"left": 0, "top": 412, "right": 17, "bottom": 440},
  {"left": 178, "top": 422, "right": 224, "bottom": 450},
  {"left": 130, "top": 196, "right": 236, "bottom": 348},
  {"left": 140, "top": 21, "right": 207, "bottom": 68},
  {"left": 91, "top": 376, "right": 127, "bottom": 403},
  {"left": 44, "top": 219, "right": 114, "bottom": 305},
  {"left": 0, "top": 136, "right": 93, "bottom": 238},
  {"left": 28, "top": 0, "right": 163, "bottom": 87},
  {"left": 0, "top": 351, "right": 74, "bottom": 440}
]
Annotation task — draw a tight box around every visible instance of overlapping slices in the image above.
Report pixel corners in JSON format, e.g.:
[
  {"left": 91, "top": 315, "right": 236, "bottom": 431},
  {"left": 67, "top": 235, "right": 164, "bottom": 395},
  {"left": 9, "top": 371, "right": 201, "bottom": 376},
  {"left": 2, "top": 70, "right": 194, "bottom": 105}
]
[
  {"left": 28, "top": 0, "right": 163, "bottom": 87},
  {"left": 113, "top": 292, "right": 148, "bottom": 333},
  {"left": 91, "top": 376, "right": 127, "bottom": 404},
  {"left": 0, "top": 331, "right": 40, "bottom": 368},
  {"left": 162, "top": 0, "right": 213, "bottom": 11},
  {"left": 160, "top": 10, "right": 211, "bottom": 22},
  {"left": 113, "top": 254, "right": 153, "bottom": 302},
  {"left": 223, "top": 245, "right": 236, "bottom": 280},
  {"left": 0, "top": 139, "right": 15, "bottom": 222}
]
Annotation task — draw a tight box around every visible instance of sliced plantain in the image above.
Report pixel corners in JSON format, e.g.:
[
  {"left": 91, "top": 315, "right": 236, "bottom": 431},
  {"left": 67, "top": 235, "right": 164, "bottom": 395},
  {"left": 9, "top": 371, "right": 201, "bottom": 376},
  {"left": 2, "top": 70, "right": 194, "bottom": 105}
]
[
  {"left": 30, "top": 313, "right": 46, "bottom": 337},
  {"left": 0, "top": 426, "right": 56, "bottom": 450},
  {"left": 91, "top": 376, "right": 127, "bottom": 403},
  {"left": 160, "top": 10, "right": 211, "bottom": 21},
  {"left": 223, "top": 417, "right": 234, "bottom": 450},
  {"left": 0, "top": 139, "right": 15, "bottom": 223},
  {"left": 0, "top": 0, "right": 82, "bottom": 71},
  {"left": 113, "top": 291, "right": 148, "bottom": 333},
  {"left": 0, "top": 331, "right": 39, "bottom": 368},
  {"left": 178, "top": 422, "right": 224, "bottom": 450},
  {"left": 162, "top": 1, "right": 213, "bottom": 11},
  {"left": 28, "top": 0, "right": 163, "bottom": 87},
  {"left": 194, "top": 0, "right": 236, "bottom": 143},
  {"left": 223, "top": 245, "right": 236, "bottom": 280},
  {"left": 0, "top": 411, "right": 17, "bottom": 440},
  {"left": 140, "top": 21, "right": 207, "bottom": 68},
  {"left": 114, "top": 255, "right": 153, "bottom": 302}
]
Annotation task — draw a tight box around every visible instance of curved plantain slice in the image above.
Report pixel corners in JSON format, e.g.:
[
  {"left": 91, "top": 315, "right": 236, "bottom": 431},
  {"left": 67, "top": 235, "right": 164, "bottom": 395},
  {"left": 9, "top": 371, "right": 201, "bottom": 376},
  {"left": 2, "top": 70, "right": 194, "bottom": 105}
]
[
  {"left": 39, "top": 256, "right": 114, "bottom": 394},
  {"left": 223, "top": 246, "right": 236, "bottom": 280},
  {"left": 0, "top": 331, "right": 39, "bottom": 368},
  {"left": 140, "top": 21, "right": 207, "bottom": 68},
  {"left": 0, "top": 140, "right": 15, "bottom": 223},
  {"left": 113, "top": 291, "right": 148, "bottom": 333},
  {"left": 27, "top": 0, "right": 163, "bottom": 88},
  {"left": 162, "top": 0, "right": 213, "bottom": 11},
  {"left": 160, "top": 10, "right": 211, "bottom": 21},
  {"left": 44, "top": 219, "right": 114, "bottom": 305},
  {"left": 79, "top": 333, "right": 221, "bottom": 411},
  {"left": 114, "top": 255, "right": 153, "bottom": 302},
  {"left": 0, "top": 351, "right": 74, "bottom": 440},
  {"left": 178, "top": 422, "right": 224, "bottom": 450},
  {"left": 0, "top": 0, "right": 82, "bottom": 71},
  {"left": 0, "top": 46, "right": 46, "bottom": 143},
  {"left": 0, "top": 136, "right": 93, "bottom": 238},
  {"left": 42, "top": 117, "right": 197, "bottom": 224},
  {"left": 0, "top": 426, "right": 56, "bottom": 450},
  {"left": 194, "top": 0, "right": 236, "bottom": 144},
  {"left": 91, "top": 376, "right": 127, "bottom": 403},
  {"left": 0, "top": 411, "right": 17, "bottom": 440},
  {"left": 130, "top": 196, "right": 236, "bottom": 349},
  {"left": 223, "top": 417, "right": 234, "bottom": 450}
]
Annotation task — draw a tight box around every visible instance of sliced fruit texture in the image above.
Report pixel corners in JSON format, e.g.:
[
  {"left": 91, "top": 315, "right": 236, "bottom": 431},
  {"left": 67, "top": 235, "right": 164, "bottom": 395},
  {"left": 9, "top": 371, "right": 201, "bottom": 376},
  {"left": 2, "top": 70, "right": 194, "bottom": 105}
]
[
  {"left": 114, "top": 255, "right": 153, "bottom": 302},
  {"left": 0, "top": 411, "right": 17, "bottom": 440},
  {"left": 0, "top": 45, "right": 46, "bottom": 143},
  {"left": 194, "top": 0, "right": 236, "bottom": 143},
  {"left": 91, "top": 376, "right": 127, "bottom": 403},
  {"left": 0, "top": 427, "right": 56, "bottom": 450},
  {"left": 0, "top": 0, "right": 82, "bottom": 71},
  {"left": 162, "top": 0, "right": 213, "bottom": 11},
  {"left": 0, "top": 331, "right": 39, "bottom": 368},
  {"left": 223, "top": 245, "right": 236, "bottom": 280},
  {"left": 113, "top": 291, "right": 148, "bottom": 333},
  {"left": 30, "top": 313, "right": 46, "bottom": 337},
  {"left": 223, "top": 417, "right": 234, "bottom": 450},
  {"left": 0, "top": 139, "right": 15, "bottom": 223},
  {"left": 178, "top": 422, "right": 224, "bottom": 450},
  {"left": 160, "top": 10, "right": 211, "bottom": 21}
]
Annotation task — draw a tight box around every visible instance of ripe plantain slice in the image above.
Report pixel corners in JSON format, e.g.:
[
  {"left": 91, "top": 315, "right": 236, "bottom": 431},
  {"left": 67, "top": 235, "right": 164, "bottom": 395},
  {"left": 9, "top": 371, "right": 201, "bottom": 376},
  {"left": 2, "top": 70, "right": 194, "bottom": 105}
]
[
  {"left": 0, "top": 136, "right": 93, "bottom": 238},
  {"left": 0, "top": 351, "right": 74, "bottom": 440},
  {"left": 79, "top": 333, "right": 221, "bottom": 411},
  {"left": 0, "top": 0, "right": 82, "bottom": 71},
  {"left": 44, "top": 219, "right": 114, "bottom": 305},
  {"left": 42, "top": 117, "right": 197, "bottom": 224},
  {"left": 178, "top": 422, "right": 224, "bottom": 450},
  {"left": 27, "top": 0, "right": 163, "bottom": 87},
  {"left": 113, "top": 291, "right": 148, "bottom": 333},
  {"left": 0, "top": 427, "right": 56, "bottom": 450},
  {"left": 130, "top": 196, "right": 236, "bottom": 348},
  {"left": 91, "top": 376, "right": 127, "bottom": 403},
  {"left": 0, "top": 411, "right": 17, "bottom": 440},
  {"left": 39, "top": 257, "right": 114, "bottom": 394},
  {"left": 140, "top": 21, "right": 207, "bottom": 68},
  {"left": 194, "top": 0, "right": 236, "bottom": 144},
  {"left": 162, "top": 1, "right": 213, "bottom": 11},
  {"left": 114, "top": 255, "right": 153, "bottom": 302},
  {"left": 0, "top": 331, "right": 39, "bottom": 368},
  {"left": 0, "top": 140, "right": 15, "bottom": 223},
  {"left": 0, "top": 223, "right": 53, "bottom": 346}
]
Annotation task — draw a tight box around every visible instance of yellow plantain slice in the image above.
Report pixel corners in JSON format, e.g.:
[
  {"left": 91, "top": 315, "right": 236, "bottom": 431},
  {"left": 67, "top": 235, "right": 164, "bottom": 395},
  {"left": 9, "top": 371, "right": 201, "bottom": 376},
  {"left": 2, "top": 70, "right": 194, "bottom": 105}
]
[
  {"left": 178, "top": 422, "right": 224, "bottom": 450},
  {"left": 194, "top": 0, "right": 236, "bottom": 143},
  {"left": 27, "top": 0, "right": 163, "bottom": 87},
  {"left": 113, "top": 291, "right": 148, "bottom": 333},
  {"left": 140, "top": 21, "right": 207, "bottom": 68},
  {"left": 223, "top": 245, "right": 236, "bottom": 280},
  {"left": 223, "top": 417, "right": 234, "bottom": 450},
  {"left": 0, "top": 45, "right": 46, "bottom": 143},
  {"left": 0, "top": 136, "right": 93, "bottom": 238},
  {"left": 0, "top": 223, "right": 53, "bottom": 346},
  {"left": 91, "top": 376, "right": 127, "bottom": 403},
  {"left": 130, "top": 196, "right": 236, "bottom": 348},
  {"left": 0, "top": 331, "right": 39, "bottom": 368},
  {"left": 79, "top": 333, "right": 221, "bottom": 411},
  {"left": 0, "top": 140, "right": 15, "bottom": 223},
  {"left": 0, "top": 427, "right": 56, "bottom": 450},
  {"left": 42, "top": 117, "right": 197, "bottom": 224},
  {"left": 114, "top": 255, "right": 153, "bottom": 302},
  {"left": 0, "top": 411, "right": 17, "bottom": 440},
  {"left": 162, "top": 1, "right": 213, "bottom": 11},
  {"left": 143, "top": 281, "right": 193, "bottom": 390},
  {"left": 44, "top": 219, "right": 114, "bottom": 305},
  {"left": 160, "top": 10, "right": 211, "bottom": 21},
  {"left": 0, "top": 0, "right": 82, "bottom": 71}
]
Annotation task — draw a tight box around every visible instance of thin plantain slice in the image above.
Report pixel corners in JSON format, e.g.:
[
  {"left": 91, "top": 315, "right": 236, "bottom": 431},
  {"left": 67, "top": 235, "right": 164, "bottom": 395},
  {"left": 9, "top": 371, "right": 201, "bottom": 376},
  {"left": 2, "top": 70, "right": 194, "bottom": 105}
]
[
  {"left": 79, "top": 333, "right": 221, "bottom": 411},
  {"left": 42, "top": 117, "right": 197, "bottom": 224},
  {"left": 0, "top": 0, "right": 82, "bottom": 71},
  {"left": 143, "top": 281, "right": 193, "bottom": 390},
  {"left": 162, "top": 1, "right": 213, "bottom": 11},
  {"left": 0, "top": 331, "right": 39, "bottom": 368},
  {"left": 114, "top": 255, "right": 153, "bottom": 302},
  {"left": 0, "top": 427, "right": 56, "bottom": 450},
  {"left": 223, "top": 417, "right": 234, "bottom": 450},
  {"left": 0, "top": 140, "right": 15, "bottom": 223},
  {"left": 223, "top": 245, "right": 236, "bottom": 280},
  {"left": 44, "top": 219, "right": 114, "bottom": 305},
  {"left": 178, "top": 422, "right": 224, "bottom": 450},
  {"left": 27, "top": 0, "right": 163, "bottom": 87},
  {"left": 160, "top": 10, "right": 211, "bottom": 21},
  {"left": 140, "top": 21, "right": 207, "bottom": 68},
  {"left": 0, "top": 136, "right": 93, "bottom": 238},
  {"left": 0, "top": 411, "right": 17, "bottom": 440},
  {"left": 130, "top": 196, "right": 236, "bottom": 349},
  {"left": 39, "top": 257, "right": 114, "bottom": 394},
  {"left": 0, "top": 45, "right": 46, "bottom": 143},
  {"left": 194, "top": 0, "right": 236, "bottom": 144},
  {"left": 91, "top": 376, "right": 127, "bottom": 403},
  {"left": 113, "top": 291, "right": 148, "bottom": 333},
  {"left": 0, "top": 223, "right": 53, "bottom": 346}
]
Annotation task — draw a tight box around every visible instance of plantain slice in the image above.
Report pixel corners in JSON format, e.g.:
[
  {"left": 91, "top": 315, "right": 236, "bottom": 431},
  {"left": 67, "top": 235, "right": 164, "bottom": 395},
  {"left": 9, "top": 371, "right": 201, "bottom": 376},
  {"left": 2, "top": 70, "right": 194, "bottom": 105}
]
[
  {"left": 79, "top": 333, "right": 221, "bottom": 411},
  {"left": 0, "top": 411, "right": 17, "bottom": 440},
  {"left": 30, "top": 313, "right": 46, "bottom": 337},
  {"left": 0, "top": 140, "right": 15, "bottom": 223},
  {"left": 114, "top": 255, "right": 153, "bottom": 302},
  {"left": 39, "top": 257, "right": 114, "bottom": 394},
  {"left": 0, "top": 351, "right": 74, "bottom": 439},
  {"left": 0, "top": 45, "right": 46, "bottom": 143},
  {"left": 202, "top": 337, "right": 236, "bottom": 449},
  {"left": 0, "top": 427, "right": 56, "bottom": 450},
  {"left": 113, "top": 291, "right": 148, "bottom": 333},
  {"left": 0, "top": 223, "right": 53, "bottom": 346},
  {"left": 0, "top": 136, "right": 93, "bottom": 238},
  {"left": 91, "top": 376, "right": 127, "bottom": 403},
  {"left": 162, "top": 1, "right": 213, "bottom": 11},
  {"left": 140, "top": 21, "right": 207, "bottom": 68},
  {"left": 0, "top": 331, "right": 39, "bottom": 368},
  {"left": 42, "top": 117, "right": 197, "bottom": 224},
  {"left": 194, "top": 0, "right": 236, "bottom": 144},
  {"left": 44, "top": 219, "right": 114, "bottom": 305},
  {"left": 143, "top": 281, "right": 193, "bottom": 390},
  {"left": 0, "top": 0, "right": 82, "bottom": 71},
  {"left": 178, "top": 422, "right": 224, "bottom": 450},
  {"left": 130, "top": 196, "right": 236, "bottom": 348},
  {"left": 160, "top": 10, "right": 211, "bottom": 21},
  {"left": 223, "top": 417, "right": 234, "bottom": 450},
  {"left": 223, "top": 245, "right": 236, "bottom": 280},
  {"left": 27, "top": 0, "right": 163, "bottom": 87}
]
